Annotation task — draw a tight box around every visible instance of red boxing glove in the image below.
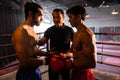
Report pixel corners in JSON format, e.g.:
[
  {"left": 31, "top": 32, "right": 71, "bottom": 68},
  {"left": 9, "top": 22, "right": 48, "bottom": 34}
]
[
  {"left": 60, "top": 52, "right": 72, "bottom": 69},
  {"left": 50, "top": 56, "right": 64, "bottom": 73},
  {"left": 65, "top": 59, "right": 72, "bottom": 69},
  {"left": 60, "top": 52, "right": 65, "bottom": 58}
]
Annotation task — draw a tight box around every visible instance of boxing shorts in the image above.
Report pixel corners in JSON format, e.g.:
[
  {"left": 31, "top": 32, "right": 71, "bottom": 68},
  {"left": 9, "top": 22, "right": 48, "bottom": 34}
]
[
  {"left": 16, "top": 67, "right": 42, "bottom": 80},
  {"left": 71, "top": 68, "right": 94, "bottom": 80}
]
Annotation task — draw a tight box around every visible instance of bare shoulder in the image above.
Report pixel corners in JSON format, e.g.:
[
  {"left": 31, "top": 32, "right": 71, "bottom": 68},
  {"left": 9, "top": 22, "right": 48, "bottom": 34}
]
[
  {"left": 13, "top": 26, "right": 28, "bottom": 39},
  {"left": 81, "top": 27, "right": 94, "bottom": 39}
]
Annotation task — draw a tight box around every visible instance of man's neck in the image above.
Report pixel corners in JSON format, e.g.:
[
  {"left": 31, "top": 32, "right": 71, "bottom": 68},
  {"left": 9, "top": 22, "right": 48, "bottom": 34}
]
[
  {"left": 23, "top": 20, "right": 34, "bottom": 27},
  {"left": 55, "top": 23, "right": 64, "bottom": 28},
  {"left": 76, "top": 22, "right": 86, "bottom": 31}
]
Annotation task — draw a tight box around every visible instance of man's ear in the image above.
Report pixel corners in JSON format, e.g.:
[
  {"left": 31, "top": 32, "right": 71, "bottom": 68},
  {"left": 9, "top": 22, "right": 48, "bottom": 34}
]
[
  {"left": 77, "top": 15, "right": 81, "bottom": 20},
  {"left": 28, "top": 11, "right": 33, "bottom": 17},
  {"left": 28, "top": 11, "right": 33, "bottom": 20}
]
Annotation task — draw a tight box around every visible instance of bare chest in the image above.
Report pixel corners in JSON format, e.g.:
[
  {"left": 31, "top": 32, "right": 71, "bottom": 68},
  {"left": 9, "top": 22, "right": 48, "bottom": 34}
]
[
  {"left": 72, "top": 33, "right": 82, "bottom": 51},
  {"left": 26, "top": 27, "right": 38, "bottom": 46}
]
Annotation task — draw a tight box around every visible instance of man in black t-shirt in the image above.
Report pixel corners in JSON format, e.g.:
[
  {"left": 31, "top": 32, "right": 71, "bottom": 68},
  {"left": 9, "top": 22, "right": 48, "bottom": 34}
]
[
  {"left": 38, "top": 8, "right": 74, "bottom": 80},
  {"left": 44, "top": 24, "right": 73, "bottom": 52}
]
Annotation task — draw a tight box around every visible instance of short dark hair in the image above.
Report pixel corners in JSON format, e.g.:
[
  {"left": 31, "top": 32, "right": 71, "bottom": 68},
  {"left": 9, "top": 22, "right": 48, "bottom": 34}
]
[
  {"left": 66, "top": 5, "right": 86, "bottom": 20},
  {"left": 52, "top": 8, "right": 64, "bottom": 16},
  {"left": 24, "top": 2, "right": 43, "bottom": 19}
]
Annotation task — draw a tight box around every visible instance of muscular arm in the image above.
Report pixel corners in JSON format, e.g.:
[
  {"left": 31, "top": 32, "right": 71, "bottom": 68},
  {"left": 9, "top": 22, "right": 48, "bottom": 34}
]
[
  {"left": 38, "top": 37, "right": 48, "bottom": 45},
  {"left": 12, "top": 29, "right": 45, "bottom": 68}
]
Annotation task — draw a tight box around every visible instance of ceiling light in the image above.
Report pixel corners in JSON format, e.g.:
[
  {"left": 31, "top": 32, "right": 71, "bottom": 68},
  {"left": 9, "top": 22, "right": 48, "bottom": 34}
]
[
  {"left": 86, "top": 14, "right": 90, "bottom": 18},
  {"left": 99, "top": 1, "right": 109, "bottom": 8},
  {"left": 111, "top": 9, "right": 119, "bottom": 15}
]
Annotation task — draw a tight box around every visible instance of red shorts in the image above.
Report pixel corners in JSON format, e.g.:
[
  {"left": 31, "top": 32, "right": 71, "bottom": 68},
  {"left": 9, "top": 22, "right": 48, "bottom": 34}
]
[{"left": 71, "top": 69, "right": 94, "bottom": 80}]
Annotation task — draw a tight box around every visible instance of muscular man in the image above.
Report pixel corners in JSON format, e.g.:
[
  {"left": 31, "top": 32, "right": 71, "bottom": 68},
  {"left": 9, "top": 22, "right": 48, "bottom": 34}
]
[
  {"left": 66, "top": 5, "right": 97, "bottom": 80},
  {"left": 38, "top": 8, "right": 74, "bottom": 80},
  {"left": 12, "top": 2, "right": 47, "bottom": 80}
]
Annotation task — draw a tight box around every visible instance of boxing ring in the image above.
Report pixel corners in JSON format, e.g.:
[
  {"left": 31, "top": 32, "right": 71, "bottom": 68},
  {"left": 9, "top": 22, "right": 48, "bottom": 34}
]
[
  {"left": 95, "top": 33, "right": 120, "bottom": 68},
  {"left": 0, "top": 32, "right": 120, "bottom": 76}
]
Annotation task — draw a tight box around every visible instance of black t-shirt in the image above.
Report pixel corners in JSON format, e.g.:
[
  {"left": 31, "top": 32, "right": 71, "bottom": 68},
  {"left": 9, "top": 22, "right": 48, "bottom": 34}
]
[{"left": 44, "top": 24, "right": 74, "bottom": 52}]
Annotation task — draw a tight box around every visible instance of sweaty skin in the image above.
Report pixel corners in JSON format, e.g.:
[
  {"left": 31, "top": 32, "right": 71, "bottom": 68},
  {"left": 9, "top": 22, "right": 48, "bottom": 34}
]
[
  {"left": 71, "top": 25, "right": 97, "bottom": 69},
  {"left": 12, "top": 8, "right": 45, "bottom": 68},
  {"left": 66, "top": 12, "right": 97, "bottom": 69},
  {"left": 66, "top": 5, "right": 97, "bottom": 80}
]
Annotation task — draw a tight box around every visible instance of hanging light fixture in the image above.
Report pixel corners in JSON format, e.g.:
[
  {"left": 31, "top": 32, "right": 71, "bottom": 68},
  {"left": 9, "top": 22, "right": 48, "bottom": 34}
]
[
  {"left": 111, "top": 9, "right": 119, "bottom": 15},
  {"left": 86, "top": 14, "right": 90, "bottom": 18},
  {"left": 99, "top": 1, "right": 109, "bottom": 8}
]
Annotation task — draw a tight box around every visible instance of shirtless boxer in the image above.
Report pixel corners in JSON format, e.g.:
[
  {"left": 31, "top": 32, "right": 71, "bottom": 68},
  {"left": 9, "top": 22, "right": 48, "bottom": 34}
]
[
  {"left": 66, "top": 5, "right": 97, "bottom": 80},
  {"left": 12, "top": 2, "right": 47, "bottom": 80}
]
